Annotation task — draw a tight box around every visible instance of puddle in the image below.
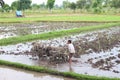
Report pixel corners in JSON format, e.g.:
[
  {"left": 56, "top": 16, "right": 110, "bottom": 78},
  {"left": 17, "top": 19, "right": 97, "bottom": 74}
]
[{"left": 0, "top": 66, "right": 74, "bottom": 80}]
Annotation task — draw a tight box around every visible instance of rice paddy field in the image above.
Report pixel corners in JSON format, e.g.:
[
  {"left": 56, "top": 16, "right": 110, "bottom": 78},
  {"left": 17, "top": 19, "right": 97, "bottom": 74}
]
[
  {"left": 0, "top": 12, "right": 120, "bottom": 80},
  {"left": 0, "top": 12, "right": 120, "bottom": 23}
]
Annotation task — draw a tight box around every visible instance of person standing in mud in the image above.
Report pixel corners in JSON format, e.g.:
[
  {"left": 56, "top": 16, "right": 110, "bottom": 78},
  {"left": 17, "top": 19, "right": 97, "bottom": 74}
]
[{"left": 67, "top": 40, "right": 75, "bottom": 64}]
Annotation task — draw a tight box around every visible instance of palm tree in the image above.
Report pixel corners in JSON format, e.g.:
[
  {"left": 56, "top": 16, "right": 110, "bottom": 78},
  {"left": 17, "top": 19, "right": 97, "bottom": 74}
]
[{"left": 0, "top": 0, "right": 4, "bottom": 7}]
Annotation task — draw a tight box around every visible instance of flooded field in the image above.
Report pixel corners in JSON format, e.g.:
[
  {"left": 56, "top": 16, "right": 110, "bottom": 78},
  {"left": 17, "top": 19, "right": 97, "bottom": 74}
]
[
  {"left": 0, "top": 45, "right": 120, "bottom": 78},
  {"left": 0, "top": 66, "right": 74, "bottom": 80},
  {"left": 0, "top": 26, "right": 120, "bottom": 78},
  {"left": 0, "top": 22, "right": 102, "bottom": 39}
]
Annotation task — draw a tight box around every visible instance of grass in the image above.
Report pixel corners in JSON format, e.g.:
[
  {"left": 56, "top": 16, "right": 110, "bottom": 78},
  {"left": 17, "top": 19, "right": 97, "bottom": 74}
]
[
  {"left": 0, "top": 60, "right": 119, "bottom": 80},
  {"left": 0, "top": 12, "right": 120, "bottom": 23},
  {"left": 0, "top": 23, "right": 120, "bottom": 46}
]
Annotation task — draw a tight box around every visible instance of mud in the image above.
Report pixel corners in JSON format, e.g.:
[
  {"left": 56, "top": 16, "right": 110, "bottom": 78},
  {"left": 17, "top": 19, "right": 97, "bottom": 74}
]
[
  {"left": 0, "top": 26, "right": 120, "bottom": 78},
  {"left": 0, "top": 66, "right": 74, "bottom": 80},
  {"left": 0, "top": 45, "right": 120, "bottom": 78},
  {"left": 0, "top": 22, "right": 103, "bottom": 39},
  {"left": 30, "top": 27, "right": 120, "bottom": 63}
]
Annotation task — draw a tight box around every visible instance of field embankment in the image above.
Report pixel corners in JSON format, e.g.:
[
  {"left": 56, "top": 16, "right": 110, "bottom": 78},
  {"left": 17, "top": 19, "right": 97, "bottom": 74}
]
[{"left": 0, "top": 60, "right": 120, "bottom": 80}]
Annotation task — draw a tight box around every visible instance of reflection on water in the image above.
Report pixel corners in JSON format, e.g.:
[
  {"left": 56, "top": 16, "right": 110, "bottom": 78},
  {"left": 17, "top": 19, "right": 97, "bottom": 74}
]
[{"left": 0, "top": 66, "right": 74, "bottom": 80}]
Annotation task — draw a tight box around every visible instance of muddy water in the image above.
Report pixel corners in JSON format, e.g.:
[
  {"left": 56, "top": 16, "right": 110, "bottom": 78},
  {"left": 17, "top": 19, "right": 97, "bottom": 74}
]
[
  {"left": 0, "top": 46, "right": 120, "bottom": 78},
  {"left": 0, "top": 66, "right": 74, "bottom": 80}
]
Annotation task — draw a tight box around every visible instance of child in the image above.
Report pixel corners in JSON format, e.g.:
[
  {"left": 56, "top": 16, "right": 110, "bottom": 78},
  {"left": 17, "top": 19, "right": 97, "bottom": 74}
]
[{"left": 67, "top": 40, "right": 75, "bottom": 64}]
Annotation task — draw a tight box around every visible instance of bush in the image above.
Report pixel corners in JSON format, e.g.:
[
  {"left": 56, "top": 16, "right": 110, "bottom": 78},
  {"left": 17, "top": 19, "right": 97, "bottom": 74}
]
[{"left": 94, "top": 7, "right": 102, "bottom": 14}]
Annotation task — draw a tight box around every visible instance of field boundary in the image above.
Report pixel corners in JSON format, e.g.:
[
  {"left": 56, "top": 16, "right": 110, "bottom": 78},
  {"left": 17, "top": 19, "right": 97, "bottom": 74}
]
[
  {"left": 0, "top": 14, "right": 120, "bottom": 23},
  {"left": 0, "top": 23, "right": 120, "bottom": 46},
  {"left": 0, "top": 20, "right": 120, "bottom": 23},
  {"left": 0, "top": 60, "right": 119, "bottom": 80}
]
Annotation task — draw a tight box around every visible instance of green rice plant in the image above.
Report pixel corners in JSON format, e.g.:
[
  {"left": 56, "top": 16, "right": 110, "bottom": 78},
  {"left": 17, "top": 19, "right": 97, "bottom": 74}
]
[
  {"left": 0, "top": 13, "right": 120, "bottom": 23},
  {"left": 0, "top": 60, "right": 119, "bottom": 80}
]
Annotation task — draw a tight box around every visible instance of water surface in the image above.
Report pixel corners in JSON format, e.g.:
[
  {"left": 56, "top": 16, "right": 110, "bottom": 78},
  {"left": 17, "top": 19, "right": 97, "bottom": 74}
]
[{"left": 0, "top": 66, "right": 74, "bottom": 80}]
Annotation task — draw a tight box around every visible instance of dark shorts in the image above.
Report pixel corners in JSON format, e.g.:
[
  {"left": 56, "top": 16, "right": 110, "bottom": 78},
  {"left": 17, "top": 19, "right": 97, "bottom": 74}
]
[{"left": 69, "top": 53, "right": 74, "bottom": 58}]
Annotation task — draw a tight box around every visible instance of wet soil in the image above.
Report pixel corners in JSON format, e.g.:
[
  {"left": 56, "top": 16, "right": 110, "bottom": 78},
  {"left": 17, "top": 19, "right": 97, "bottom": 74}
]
[
  {"left": 0, "top": 45, "right": 120, "bottom": 78},
  {"left": 0, "top": 22, "right": 103, "bottom": 39},
  {"left": 0, "top": 26, "right": 120, "bottom": 78}
]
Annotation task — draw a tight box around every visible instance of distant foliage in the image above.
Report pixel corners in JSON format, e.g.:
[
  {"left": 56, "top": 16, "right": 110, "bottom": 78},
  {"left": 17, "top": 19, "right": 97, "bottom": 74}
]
[
  {"left": 0, "top": 0, "right": 120, "bottom": 14},
  {"left": 11, "top": 1, "right": 19, "bottom": 10},
  {"left": 76, "top": 0, "right": 86, "bottom": 9},
  {"left": 47, "top": 0, "right": 55, "bottom": 10},
  {"left": 31, "top": 4, "right": 40, "bottom": 10},
  {"left": 2, "top": 4, "right": 11, "bottom": 12},
  {"left": 110, "top": 0, "right": 120, "bottom": 8},
  {"left": 19, "top": 0, "right": 32, "bottom": 10},
  {"left": 69, "top": 2, "right": 76, "bottom": 12},
  {"left": 62, "top": 0, "right": 70, "bottom": 9}
]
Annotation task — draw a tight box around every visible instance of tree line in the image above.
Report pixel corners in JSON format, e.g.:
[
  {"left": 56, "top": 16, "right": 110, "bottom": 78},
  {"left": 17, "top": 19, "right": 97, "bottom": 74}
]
[
  {"left": 0, "top": 0, "right": 120, "bottom": 13},
  {"left": 65, "top": 0, "right": 120, "bottom": 13}
]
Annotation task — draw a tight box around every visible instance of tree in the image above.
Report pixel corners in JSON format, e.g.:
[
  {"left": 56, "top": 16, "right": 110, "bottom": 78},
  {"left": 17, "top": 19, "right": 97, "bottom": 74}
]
[
  {"left": 92, "top": 0, "right": 104, "bottom": 13},
  {"left": 110, "top": 0, "right": 120, "bottom": 8},
  {"left": 76, "top": 0, "right": 86, "bottom": 9},
  {"left": 32, "top": 4, "right": 40, "bottom": 10},
  {"left": 85, "top": 0, "right": 92, "bottom": 10},
  {"left": 69, "top": 2, "right": 76, "bottom": 12},
  {"left": 76, "top": 0, "right": 93, "bottom": 11},
  {"left": 47, "top": 0, "right": 55, "bottom": 10},
  {"left": 19, "top": 0, "right": 32, "bottom": 10},
  {"left": 62, "top": 0, "right": 70, "bottom": 9},
  {"left": 92, "top": 0, "right": 103, "bottom": 8},
  {"left": 11, "top": 1, "right": 19, "bottom": 10},
  {"left": 102, "top": 0, "right": 110, "bottom": 7},
  {"left": 2, "top": 4, "right": 10, "bottom": 12},
  {"left": 40, "top": 3, "right": 46, "bottom": 9}
]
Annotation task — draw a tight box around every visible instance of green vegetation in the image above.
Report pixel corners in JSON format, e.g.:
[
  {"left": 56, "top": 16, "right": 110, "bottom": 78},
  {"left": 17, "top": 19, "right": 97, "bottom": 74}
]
[
  {"left": 0, "top": 14, "right": 120, "bottom": 23},
  {"left": 47, "top": 0, "right": 55, "bottom": 10},
  {"left": 69, "top": 2, "right": 76, "bottom": 12},
  {"left": 1, "top": 0, "right": 120, "bottom": 14},
  {"left": 0, "top": 23, "right": 119, "bottom": 46},
  {"left": 0, "top": 0, "right": 120, "bottom": 79},
  {"left": 0, "top": 60, "right": 119, "bottom": 80},
  {"left": 18, "top": 0, "right": 31, "bottom": 10}
]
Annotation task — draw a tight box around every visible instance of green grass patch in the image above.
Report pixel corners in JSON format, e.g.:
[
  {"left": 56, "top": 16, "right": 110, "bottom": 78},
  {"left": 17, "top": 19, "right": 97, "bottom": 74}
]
[
  {"left": 0, "top": 13, "right": 120, "bottom": 23},
  {"left": 0, "top": 23, "right": 120, "bottom": 46},
  {"left": 0, "top": 60, "right": 119, "bottom": 80}
]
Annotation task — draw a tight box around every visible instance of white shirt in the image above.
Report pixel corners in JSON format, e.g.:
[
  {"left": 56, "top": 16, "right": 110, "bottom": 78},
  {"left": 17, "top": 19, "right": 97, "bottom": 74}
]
[{"left": 68, "top": 43, "right": 75, "bottom": 53}]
